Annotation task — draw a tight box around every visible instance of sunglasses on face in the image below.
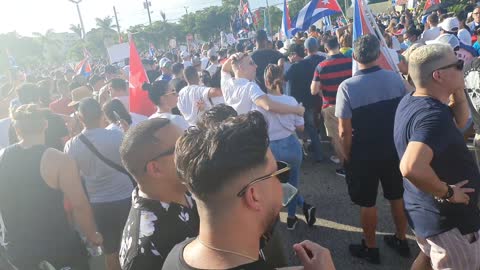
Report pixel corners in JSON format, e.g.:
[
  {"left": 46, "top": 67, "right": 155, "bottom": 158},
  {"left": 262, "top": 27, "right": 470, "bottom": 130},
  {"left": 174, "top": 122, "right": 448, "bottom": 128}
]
[
  {"left": 143, "top": 146, "right": 175, "bottom": 172},
  {"left": 236, "top": 161, "right": 291, "bottom": 197},
  {"left": 435, "top": 59, "right": 464, "bottom": 72},
  {"left": 163, "top": 90, "right": 177, "bottom": 96}
]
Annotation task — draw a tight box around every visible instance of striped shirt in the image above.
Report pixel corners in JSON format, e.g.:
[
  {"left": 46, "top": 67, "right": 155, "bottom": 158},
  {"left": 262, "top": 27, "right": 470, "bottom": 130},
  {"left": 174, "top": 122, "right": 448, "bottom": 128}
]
[{"left": 313, "top": 54, "right": 352, "bottom": 108}]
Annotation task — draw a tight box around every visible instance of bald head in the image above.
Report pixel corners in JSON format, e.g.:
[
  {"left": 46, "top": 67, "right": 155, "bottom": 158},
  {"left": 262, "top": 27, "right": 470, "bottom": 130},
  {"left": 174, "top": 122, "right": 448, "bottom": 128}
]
[{"left": 408, "top": 44, "right": 454, "bottom": 88}]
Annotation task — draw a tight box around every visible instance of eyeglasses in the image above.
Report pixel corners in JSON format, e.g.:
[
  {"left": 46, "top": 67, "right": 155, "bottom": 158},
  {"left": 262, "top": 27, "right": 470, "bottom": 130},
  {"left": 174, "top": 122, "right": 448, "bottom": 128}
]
[
  {"left": 435, "top": 59, "right": 464, "bottom": 72},
  {"left": 143, "top": 146, "right": 176, "bottom": 172},
  {"left": 236, "top": 161, "right": 290, "bottom": 197}
]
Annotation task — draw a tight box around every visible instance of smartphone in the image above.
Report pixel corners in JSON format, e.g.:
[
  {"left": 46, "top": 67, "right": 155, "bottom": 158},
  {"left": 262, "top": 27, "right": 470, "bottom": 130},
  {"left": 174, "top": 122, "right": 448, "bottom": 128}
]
[
  {"left": 113, "top": 111, "right": 122, "bottom": 123},
  {"left": 282, "top": 183, "right": 298, "bottom": 207}
]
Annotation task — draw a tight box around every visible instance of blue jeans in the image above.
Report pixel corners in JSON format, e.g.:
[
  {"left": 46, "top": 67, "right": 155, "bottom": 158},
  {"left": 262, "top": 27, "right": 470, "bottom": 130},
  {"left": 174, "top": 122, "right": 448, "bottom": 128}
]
[
  {"left": 304, "top": 108, "right": 323, "bottom": 161},
  {"left": 269, "top": 134, "right": 304, "bottom": 217}
]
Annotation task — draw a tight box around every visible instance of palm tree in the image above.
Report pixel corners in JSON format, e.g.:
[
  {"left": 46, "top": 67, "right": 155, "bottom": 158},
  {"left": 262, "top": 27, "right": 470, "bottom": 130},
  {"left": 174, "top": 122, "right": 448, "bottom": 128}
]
[
  {"left": 160, "top": 11, "right": 167, "bottom": 23},
  {"left": 95, "top": 16, "right": 117, "bottom": 33},
  {"left": 69, "top": 24, "right": 83, "bottom": 39}
]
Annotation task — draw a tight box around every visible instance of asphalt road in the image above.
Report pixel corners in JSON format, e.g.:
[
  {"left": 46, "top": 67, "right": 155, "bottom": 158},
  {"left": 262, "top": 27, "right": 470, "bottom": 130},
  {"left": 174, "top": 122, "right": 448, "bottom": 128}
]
[{"left": 276, "top": 155, "right": 419, "bottom": 270}]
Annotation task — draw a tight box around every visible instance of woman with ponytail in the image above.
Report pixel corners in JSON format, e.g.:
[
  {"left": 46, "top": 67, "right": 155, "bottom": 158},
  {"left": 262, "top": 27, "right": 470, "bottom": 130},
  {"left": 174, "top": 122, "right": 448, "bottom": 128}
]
[
  {"left": 142, "top": 81, "right": 189, "bottom": 130},
  {"left": 260, "top": 64, "right": 316, "bottom": 231}
]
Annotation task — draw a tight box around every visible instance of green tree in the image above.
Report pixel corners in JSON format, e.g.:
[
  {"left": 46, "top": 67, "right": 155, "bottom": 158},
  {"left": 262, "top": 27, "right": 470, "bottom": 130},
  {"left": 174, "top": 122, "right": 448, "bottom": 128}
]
[
  {"left": 32, "top": 29, "right": 64, "bottom": 64},
  {"left": 69, "top": 24, "right": 83, "bottom": 39}
]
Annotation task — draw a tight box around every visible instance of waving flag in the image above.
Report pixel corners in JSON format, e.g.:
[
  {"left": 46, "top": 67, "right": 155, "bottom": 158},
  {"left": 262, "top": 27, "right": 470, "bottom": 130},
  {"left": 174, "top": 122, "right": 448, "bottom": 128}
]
[
  {"left": 352, "top": 0, "right": 397, "bottom": 73},
  {"left": 424, "top": 0, "right": 441, "bottom": 11},
  {"left": 291, "top": 0, "right": 342, "bottom": 34},
  {"left": 280, "top": 0, "right": 292, "bottom": 40},
  {"left": 129, "top": 36, "right": 156, "bottom": 116}
]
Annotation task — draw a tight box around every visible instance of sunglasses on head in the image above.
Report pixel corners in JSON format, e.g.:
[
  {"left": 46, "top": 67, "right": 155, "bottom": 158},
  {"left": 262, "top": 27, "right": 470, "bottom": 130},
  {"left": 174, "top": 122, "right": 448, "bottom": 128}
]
[
  {"left": 236, "top": 161, "right": 290, "bottom": 197},
  {"left": 435, "top": 59, "right": 464, "bottom": 72}
]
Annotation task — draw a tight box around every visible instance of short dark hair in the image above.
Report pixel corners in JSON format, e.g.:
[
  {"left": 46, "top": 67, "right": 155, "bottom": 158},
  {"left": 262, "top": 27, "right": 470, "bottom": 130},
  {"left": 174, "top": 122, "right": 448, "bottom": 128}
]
[
  {"left": 142, "top": 80, "right": 170, "bottom": 106},
  {"left": 256, "top": 30, "right": 268, "bottom": 42},
  {"left": 183, "top": 66, "right": 199, "bottom": 84},
  {"left": 170, "top": 78, "right": 187, "bottom": 93},
  {"left": 428, "top": 13, "right": 439, "bottom": 25},
  {"left": 110, "top": 78, "right": 127, "bottom": 91},
  {"left": 353, "top": 34, "right": 380, "bottom": 64},
  {"left": 175, "top": 111, "right": 269, "bottom": 202},
  {"left": 78, "top": 98, "right": 103, "bottom": 126},
  {"left": 197, "top": 104, "right": 238, "bottom": 129},
  {"left": 324, "top": 36, "right": 340, "bottom": 50},
  {"left": 121, "top": 118, "right": 172, "bottom": 179},
  {"left": 89, "top": 75, "right": 104, "bottom": 86},
  {"left": 288, "top": 44, "right": 306, "bottom": 58},
  {"left": 16, "top": 83, "right": 39, "bottom": 105},
  {"left": 103, "top": 99, "right": 132, "bottom": 125},
  {"left": 172, "top": 63, "right": 184, "bottom": 75}
]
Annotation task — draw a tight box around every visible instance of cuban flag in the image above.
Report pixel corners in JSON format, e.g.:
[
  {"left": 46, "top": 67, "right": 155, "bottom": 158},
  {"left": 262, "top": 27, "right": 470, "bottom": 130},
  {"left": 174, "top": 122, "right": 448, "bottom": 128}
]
[
  {"left": 74, "top": 59, "right": 91, "bottom": 77},
  {"left": 352, "top": 0, "right": 397, "bottom": 73},
  {"left": 291, "top": 0, "right": 342, "bottom": 34},
  {"left": 280, "top": 0, "right": 293, "bottom": 40},
  {"left": 424, "top": 0, "right": 440, "bottom": 11}
]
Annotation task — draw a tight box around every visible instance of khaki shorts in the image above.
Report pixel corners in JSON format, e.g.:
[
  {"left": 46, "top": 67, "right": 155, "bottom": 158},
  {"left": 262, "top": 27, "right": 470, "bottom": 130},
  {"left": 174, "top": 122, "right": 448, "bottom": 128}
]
[
  {"left": 416, "top": 228, "right": 480, "bottom": 270},
  {"left": 321, "top": 105, "right": 338, "bottom": 139}
]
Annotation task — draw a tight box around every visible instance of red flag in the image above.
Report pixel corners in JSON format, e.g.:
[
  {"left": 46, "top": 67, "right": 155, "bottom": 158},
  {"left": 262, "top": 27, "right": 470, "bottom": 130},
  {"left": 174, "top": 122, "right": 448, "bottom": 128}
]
[
  {"left": 424, "top": 0, "right": 441, "bottom": 11},
  {"left": 129, "top": 37, "right": 156, "bottom": 116}
]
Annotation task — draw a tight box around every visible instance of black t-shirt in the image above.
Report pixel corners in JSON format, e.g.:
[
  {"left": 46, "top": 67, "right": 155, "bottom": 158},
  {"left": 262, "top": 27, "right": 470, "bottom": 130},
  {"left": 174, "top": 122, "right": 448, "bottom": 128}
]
[
  {"left": 119, "top": 189, "right": 199, "bottom": 270},
  {"left": 251, "top": 49, "right": 284, "bottom": 93},
  {"left": 162, "top": 238, "right": 274, "bottom": 270},
  {"left": 394, "top": 93, "right": 480, "bottom": 238},
  {"left": 285, "top": 54, "right": 325, "bottom": 109}
]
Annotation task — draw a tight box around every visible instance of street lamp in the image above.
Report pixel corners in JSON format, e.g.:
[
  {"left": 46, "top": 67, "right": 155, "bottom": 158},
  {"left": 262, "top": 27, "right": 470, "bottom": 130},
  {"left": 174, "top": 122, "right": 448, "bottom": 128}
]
[{"left": 68, "top": 0, "right": 86, "bottom": 39}]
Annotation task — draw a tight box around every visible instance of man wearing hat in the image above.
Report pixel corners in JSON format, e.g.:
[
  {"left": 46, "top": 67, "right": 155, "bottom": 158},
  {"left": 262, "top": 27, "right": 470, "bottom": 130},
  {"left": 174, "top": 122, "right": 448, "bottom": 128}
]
[
  {"left": 205, "top": 49, "right": 220, "bottom": 76},
  {"left": 158, "top": 59, "right": 173, "bottom": 81}
]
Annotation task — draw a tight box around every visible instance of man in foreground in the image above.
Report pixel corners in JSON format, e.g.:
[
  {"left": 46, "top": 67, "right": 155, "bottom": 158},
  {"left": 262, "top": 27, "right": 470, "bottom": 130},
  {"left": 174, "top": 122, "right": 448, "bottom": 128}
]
[{"left": 164, "top": 111, "right": 335, "bottom": 270}]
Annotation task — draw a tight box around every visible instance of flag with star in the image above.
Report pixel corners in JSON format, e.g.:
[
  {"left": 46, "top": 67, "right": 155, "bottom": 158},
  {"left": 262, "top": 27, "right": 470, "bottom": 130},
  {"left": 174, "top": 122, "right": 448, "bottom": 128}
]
[{"left": 291, "top": 0, "right": 342, "bottom": 34}]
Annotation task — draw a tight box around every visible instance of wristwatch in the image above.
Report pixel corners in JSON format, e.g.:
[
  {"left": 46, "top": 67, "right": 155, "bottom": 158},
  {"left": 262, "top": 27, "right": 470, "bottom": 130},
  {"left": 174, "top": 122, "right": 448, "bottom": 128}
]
[{"left": 441, "top": 184, "right": 454, "bottom": 200}]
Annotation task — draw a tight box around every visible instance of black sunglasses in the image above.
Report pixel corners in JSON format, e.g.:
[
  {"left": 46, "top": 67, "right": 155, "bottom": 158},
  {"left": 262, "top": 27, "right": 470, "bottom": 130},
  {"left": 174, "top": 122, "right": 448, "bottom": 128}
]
[
  {"left": 143, "top": 146, "right": 175, "bottom": 172},
  {"left": 435, "top": 59, "right": 464, "bottom": 72},
  {"left": 236, "top": 161, "right": 291, "bottom": 197}
]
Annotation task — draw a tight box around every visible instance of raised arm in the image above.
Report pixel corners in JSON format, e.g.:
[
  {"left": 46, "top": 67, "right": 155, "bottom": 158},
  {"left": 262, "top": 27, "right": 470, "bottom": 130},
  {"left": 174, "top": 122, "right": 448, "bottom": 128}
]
[{"left": 255, "top": 95, "right": 304, "bottom": 116}]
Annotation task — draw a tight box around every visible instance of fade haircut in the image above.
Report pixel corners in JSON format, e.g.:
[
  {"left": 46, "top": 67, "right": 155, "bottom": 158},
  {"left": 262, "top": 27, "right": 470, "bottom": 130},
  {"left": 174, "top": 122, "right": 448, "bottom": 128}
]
[
  {"left": 408, "top": 44, "right": 453, "bottom": 88},
  {"left": 183, "top": 66, "right": 199, "bottom": 84},
  {"left": 120, "top": 118, "right": 171, "bottom": 180},
  {"left": 324, "top": 36, "right": 340, "bottom": 50},
  {"left": 353, "top": 34, "right": 380, "bottom": 64},
  {"left": 175, "top": 111, "right": 269, "bottom": 203}
]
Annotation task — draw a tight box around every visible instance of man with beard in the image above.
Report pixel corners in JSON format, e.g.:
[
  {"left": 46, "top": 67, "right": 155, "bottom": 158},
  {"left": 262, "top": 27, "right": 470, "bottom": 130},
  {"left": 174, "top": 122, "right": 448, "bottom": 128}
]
[{"left": 163, "top": 111, "right": 335, "bottom": 270}]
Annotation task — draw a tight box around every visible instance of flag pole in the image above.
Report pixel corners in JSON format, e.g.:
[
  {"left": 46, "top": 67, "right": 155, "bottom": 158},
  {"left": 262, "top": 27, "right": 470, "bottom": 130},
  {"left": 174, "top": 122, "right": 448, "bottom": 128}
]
[{"left": 361, "top": 0, "right": 400, "bottom": 74}]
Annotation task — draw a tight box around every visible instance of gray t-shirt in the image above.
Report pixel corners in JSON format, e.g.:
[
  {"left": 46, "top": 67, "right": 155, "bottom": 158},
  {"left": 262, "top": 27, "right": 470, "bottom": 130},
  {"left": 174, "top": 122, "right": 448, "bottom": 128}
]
[{"left": 64, "top": 128, "right": 133, "bottom": 203}]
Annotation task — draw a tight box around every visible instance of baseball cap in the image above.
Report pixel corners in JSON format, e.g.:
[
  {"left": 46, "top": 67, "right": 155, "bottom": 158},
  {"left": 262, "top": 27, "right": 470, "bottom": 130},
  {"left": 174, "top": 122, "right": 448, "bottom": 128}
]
[
  {"left": 425, "top": 34, "right": 460, "bottom": 50},
  {"left": 439, "top": 17, "right": 460, "bottom": 33},
  {"left": 304, "top": 37, "right": 319, "bottom": 51},
  {"left": 458, "top": 30, "right": 472, "bottom": 46},
  {"left": 394, "top": 29, "right": 406, "bottom": 36},
  {"left": 159, "top": 58, "right": 172, "bottom": 68},
  {"left": 68, "top": 86, "right": 92, "bottom": 107}
]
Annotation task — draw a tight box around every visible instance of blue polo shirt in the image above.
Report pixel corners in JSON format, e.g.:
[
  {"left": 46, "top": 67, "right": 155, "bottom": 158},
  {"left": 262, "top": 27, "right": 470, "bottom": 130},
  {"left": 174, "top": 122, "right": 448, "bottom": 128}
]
[
  {"left": 394, "top": 93, "right": 480, "bottom": 238},
  {"left": 335, "top": 66, "right": 406, "bottom": 161}
]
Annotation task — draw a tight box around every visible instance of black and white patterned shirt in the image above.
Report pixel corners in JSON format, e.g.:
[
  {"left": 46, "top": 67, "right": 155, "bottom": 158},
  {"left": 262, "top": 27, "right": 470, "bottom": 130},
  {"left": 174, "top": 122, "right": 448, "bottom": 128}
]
[{"left": 119, "top": 188, "right": 199, "bottom": 270}]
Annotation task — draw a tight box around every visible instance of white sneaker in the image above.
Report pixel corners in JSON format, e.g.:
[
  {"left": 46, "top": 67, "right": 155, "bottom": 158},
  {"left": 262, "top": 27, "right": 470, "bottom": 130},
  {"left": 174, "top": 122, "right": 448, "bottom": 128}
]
[{"left": 330, "top": 155, "right": 340, "bottom": 164}]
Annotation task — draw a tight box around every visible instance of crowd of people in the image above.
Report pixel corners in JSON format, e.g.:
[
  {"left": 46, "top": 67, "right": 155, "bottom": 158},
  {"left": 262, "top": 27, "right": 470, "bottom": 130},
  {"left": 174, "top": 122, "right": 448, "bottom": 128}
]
[{"left": 2, "top": 3, "right": 480, "bottom": 270}]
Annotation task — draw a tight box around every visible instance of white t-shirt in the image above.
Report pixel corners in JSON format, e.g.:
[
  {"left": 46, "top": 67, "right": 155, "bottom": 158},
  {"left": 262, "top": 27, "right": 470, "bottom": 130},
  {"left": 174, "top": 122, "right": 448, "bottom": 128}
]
[
  {"left": 115, "top": 96, "right": 148, "bottom": 126},
  {"left": 258, "top": 95, "right": 304, "bottom": 141},
  {"left": 421, "top": 26, "right": 441, "bottom": 42},
  {"left": 149, "top": 111, "right": 189, "bottom": 131},
  {"left": 221, "top": 71, "right": 265, "bottom": 115},
  {"left": 177, "top": 85, "right": 211, "bottom": 126},
  {"left": 0, "top": 118, "right": 11, "bottom": 149}
]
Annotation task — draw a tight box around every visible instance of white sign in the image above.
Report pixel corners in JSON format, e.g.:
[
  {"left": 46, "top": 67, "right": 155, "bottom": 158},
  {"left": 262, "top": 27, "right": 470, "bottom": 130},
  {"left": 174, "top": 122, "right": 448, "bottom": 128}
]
[{"left": 107, "top": 42, "right": 129, "bottom": 64}]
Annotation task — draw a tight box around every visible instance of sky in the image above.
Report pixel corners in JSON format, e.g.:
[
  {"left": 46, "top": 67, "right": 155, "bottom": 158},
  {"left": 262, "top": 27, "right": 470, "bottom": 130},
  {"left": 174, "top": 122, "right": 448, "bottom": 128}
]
[{"left": 0, "top": 0, "right": 285, "bottom": 36}]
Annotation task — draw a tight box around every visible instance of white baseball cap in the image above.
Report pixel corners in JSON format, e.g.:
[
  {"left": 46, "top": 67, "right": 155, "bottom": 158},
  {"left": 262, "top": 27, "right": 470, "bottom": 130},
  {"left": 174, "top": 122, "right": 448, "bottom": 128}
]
[
  {"left": 439, "top": 17, "right": 460, "bottom": 33},
  {"left": 426, "top": 34, "right": 460, "bottom": 50}
]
